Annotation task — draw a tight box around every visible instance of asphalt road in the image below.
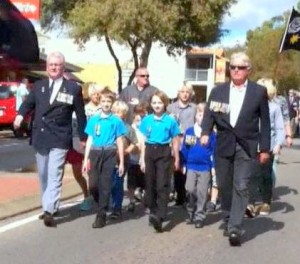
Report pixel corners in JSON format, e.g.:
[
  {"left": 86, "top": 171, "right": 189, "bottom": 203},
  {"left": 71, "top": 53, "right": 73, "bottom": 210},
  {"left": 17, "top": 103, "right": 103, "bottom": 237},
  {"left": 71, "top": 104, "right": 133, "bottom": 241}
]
[
  {"left": 0, "top": 131, "right": 35, "bottom": 171},
  {"left": 0, "top": 141, "right": 300, "bottom": 264}
]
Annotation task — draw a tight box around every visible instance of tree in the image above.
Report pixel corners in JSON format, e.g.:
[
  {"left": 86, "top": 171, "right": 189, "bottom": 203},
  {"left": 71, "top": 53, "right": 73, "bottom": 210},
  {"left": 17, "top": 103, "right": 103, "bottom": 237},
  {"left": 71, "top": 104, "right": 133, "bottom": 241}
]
[
  {"left": 41, "top": 0, "right": 236, "bottom": 93},
  {"left": 245, "top": 11, "right": 300, "bottom": 94}
]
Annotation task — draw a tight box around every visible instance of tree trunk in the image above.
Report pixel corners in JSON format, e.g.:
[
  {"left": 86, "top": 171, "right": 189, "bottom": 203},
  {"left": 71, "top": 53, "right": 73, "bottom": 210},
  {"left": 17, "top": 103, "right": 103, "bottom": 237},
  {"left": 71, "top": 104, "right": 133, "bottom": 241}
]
[
  {"left": 104, "top": 34, "right": 123, "bottom": 94},
  {"left": 140, "top": 40, "right": 152, "bottom": 67}
]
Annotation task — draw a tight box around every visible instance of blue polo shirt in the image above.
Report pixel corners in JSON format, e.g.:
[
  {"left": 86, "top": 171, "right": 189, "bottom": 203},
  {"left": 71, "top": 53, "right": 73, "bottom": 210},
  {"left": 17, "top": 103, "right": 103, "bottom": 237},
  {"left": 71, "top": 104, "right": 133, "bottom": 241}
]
[
  {"left": 139, "top": 113, "right": 180, "bottom": 144},
  {"left": 85, "top": 112, "right": 127, "bottom": 147}
]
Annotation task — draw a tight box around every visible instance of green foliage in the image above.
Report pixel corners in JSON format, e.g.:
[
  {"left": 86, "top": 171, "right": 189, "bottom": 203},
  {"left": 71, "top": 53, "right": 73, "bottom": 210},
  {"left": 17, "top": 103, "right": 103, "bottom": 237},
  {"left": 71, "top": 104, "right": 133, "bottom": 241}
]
[
  {"left": 41, "top": 0, "right": 236, "bottom": 91},
  {"left": 245, "top": 10, "right": 300, "bottom": 92}
]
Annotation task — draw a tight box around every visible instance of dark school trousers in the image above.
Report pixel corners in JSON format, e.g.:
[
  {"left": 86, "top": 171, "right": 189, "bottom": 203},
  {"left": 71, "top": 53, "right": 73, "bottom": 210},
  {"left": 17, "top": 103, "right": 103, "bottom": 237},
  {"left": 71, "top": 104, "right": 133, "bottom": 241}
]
[
  {"left": 88, "top": 148, "right": 116, "bottom": 215},
  {"left": 145, "top": 144, "right": 172, "bottom": 219}
]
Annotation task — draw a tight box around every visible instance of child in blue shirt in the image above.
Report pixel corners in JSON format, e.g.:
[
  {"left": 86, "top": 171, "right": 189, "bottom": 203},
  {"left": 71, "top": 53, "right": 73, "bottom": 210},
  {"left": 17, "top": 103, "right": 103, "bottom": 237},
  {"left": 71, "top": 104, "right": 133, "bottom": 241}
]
[
  {"left": 82, "top": 87, "right": 127, "bottom": 228},
  {"left": 181, "top": 103, "right": 216, "bottom": 228},
  {"left": 140, "top": 90, "right": 180, "bottom": 232}
]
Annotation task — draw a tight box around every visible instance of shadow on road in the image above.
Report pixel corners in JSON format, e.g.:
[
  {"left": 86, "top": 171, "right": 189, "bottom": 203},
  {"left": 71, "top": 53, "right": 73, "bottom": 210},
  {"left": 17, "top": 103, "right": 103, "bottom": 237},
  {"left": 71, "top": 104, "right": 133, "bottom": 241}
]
[{"left": 243, "top": 217, "right": 284, "bottom": 244}]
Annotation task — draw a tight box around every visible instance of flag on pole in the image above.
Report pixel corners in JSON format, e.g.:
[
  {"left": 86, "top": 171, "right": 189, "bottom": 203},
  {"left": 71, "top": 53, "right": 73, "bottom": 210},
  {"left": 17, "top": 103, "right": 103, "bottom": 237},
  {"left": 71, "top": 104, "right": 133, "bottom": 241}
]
[{"left": 279, "top": 8, "right": 300, "bottom": 53}]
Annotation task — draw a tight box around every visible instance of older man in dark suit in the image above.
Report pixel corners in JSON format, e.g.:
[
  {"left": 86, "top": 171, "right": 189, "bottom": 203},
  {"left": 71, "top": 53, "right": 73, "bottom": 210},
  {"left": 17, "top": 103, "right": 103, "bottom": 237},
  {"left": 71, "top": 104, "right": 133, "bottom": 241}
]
[
  {"left": 14, "top": 51, "right": 87, "bottom": 227},
  {"left": 201, "top": 52, "right": 270, "bottom": 246}
]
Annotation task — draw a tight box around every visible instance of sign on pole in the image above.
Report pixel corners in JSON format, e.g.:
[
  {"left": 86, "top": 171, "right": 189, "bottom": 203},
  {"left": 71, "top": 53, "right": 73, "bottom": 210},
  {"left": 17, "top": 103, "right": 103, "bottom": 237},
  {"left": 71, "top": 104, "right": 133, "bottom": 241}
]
[{"left": 10, "top": 0, "right": 40, "bottom": 20}]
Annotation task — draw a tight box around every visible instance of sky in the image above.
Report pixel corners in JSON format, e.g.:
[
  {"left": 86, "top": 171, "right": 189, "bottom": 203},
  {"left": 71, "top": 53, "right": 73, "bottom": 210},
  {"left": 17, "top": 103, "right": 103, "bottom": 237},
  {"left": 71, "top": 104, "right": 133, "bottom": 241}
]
[
  {"left": 37, "top": 0, "right": 299, "bottom": 64},
  {"left": 219, "top": 0, "right": 298, "bottom": 47}
]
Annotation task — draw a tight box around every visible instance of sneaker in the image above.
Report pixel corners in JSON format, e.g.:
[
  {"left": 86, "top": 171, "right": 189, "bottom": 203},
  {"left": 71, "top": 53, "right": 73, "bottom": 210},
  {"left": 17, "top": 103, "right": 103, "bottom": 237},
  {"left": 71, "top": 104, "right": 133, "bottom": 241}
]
[
  {"left": 110, "top": 210, "right": 122, "bottom": 220},
  {"left": 127, "top": 202, "right": 135, "bottom": 213},
  {"left": 206, "top": 201, "right": 216, "bottom": 212},
  {"left": 80, "top": 198, "right": 92, "bottom": 211},
  {"left": 245, "top": 204, "right": 256, "bottom": 218},
  {"left": 259, "top": 203, "right": 271, "bottom": 216}
]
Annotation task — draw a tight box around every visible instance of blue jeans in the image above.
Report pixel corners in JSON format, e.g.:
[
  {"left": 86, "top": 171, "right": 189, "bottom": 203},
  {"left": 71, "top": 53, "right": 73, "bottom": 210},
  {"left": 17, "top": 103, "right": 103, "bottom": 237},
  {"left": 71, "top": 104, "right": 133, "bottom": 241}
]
[{"left": 111, "top": 168, "right": 124, "bottom": 211}]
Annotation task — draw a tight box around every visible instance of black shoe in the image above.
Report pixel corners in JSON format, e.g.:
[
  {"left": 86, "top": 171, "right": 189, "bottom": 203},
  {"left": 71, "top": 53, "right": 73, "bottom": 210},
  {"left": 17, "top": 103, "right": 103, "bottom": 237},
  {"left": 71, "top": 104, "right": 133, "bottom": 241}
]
[
  {"left": 229, "top": 231, "right": 241, "bottom": 246},
  {"left": 110, "top": 210, "right": 121, "bottom": 220},
  {"left": 149, "top": 214, "right": 162, "bottom": 233},
  {"left": 92, "top": 213, "right": 106, "bottom": 228},
  {"left": 127, "top": 202, "right": 135, "bottom": 213},
  {"left": 39, "top": 211, "right": 58, "bottom": 220},
  {"left": 194, "top": 220, "right": 204, "bottom": 228},
  {"left": 206, "top": 201, "right": 216, "bottom": 213},
  {"left": 43, "top": 212, "right": 56, "bottom": 227},
  {"left": 186, "top": 218, "right": 194, "bottom": 225}
]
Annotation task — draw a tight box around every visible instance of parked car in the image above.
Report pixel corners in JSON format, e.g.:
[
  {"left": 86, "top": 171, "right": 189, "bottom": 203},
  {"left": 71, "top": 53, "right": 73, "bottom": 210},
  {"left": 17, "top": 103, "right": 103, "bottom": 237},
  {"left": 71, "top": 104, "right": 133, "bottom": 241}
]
[{"left": 0, "top": 82, "right": 32, "bottom": 137}]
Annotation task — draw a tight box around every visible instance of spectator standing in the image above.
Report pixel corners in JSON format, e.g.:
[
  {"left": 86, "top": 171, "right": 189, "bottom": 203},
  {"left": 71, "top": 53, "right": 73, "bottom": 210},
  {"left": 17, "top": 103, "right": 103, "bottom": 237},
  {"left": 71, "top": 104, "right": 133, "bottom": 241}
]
[
  {"left": 167, "top": 83, "right": 197, "bottom": 206},
  {"left": 287, "top": 89, "right": 299, "bottom": 137},
  {"left": 14, "top": 51, "right": 87, "bottom": 227},
  {"left": 201, "top": 52, "right": 271, "bottom": 246},
  {"left": 16, "top": 78, "right": 29, "bottom": 111}
]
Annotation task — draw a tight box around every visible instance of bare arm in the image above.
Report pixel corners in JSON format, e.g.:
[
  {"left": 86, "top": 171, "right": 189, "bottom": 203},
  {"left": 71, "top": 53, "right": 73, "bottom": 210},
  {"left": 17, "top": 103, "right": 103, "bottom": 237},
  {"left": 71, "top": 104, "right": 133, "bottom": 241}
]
[{"left": 116, "top": 136, "right": 125, "bottom": 176}]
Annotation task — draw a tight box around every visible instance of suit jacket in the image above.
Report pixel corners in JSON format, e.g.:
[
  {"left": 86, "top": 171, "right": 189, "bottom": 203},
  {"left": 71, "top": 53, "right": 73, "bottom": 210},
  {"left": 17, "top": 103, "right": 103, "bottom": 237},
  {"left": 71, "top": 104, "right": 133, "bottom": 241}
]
[
  {"left": 201, "top": 80, "right": 270, "bottom": 158},
  {"left": 18, "top": 78, "right": 87, "bottom": 149}
]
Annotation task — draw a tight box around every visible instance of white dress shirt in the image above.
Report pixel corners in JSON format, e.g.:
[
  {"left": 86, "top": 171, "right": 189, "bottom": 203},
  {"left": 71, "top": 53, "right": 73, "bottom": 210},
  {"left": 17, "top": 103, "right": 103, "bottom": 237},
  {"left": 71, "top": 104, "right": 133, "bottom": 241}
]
[
  {"left": 229, "top": 81, "right": 247, "bottom": 127},
  {"left": 49, "top": 77, "right": 63, "bottom": 104}
]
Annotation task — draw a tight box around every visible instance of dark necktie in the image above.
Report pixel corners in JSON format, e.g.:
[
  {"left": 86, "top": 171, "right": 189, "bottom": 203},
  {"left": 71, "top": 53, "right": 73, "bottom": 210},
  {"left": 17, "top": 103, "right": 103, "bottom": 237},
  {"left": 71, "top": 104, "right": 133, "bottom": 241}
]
[{"left": 49, "top": 80, "right": 55, "bottom": 96}]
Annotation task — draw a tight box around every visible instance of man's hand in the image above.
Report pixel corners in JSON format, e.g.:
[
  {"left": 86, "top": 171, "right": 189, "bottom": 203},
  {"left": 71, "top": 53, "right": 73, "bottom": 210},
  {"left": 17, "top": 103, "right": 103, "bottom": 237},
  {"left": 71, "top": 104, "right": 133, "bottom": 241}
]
[
  {"left": 200, "top": 135, "right": 209, "bottom": 146},
  {"left": 13, "top": 115, "right": 24, "bottom": 129},
  {"left": 259, "top": 152, "right": 270, "bottom": 164}
]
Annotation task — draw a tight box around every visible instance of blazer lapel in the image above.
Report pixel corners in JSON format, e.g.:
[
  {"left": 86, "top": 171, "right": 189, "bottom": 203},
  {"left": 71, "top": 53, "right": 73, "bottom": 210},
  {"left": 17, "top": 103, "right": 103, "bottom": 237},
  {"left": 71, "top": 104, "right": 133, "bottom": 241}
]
[{"left": 223, "top": 84, "right": 230, "bottom": 124}]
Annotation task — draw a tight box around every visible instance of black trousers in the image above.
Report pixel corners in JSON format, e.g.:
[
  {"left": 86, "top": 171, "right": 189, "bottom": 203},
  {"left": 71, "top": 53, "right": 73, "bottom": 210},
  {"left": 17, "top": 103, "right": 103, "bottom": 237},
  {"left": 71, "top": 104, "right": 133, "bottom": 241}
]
[
  {"left": 173, "top": 169, "right": 187, "bottom": 203},
  {"left": 215, "top": 144, "right": 256, "bottom": 233},
  {"left": 88, "top": 148, "right": 116, "bottom": 214},
  {"left": 145, "top": 144, "right": 172, "bottom": 219}
]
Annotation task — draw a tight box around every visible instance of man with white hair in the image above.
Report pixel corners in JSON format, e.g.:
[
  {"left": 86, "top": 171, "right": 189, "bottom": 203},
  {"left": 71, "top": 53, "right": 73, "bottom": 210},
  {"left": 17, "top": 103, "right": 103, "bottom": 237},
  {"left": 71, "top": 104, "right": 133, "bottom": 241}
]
[
  {"left": 201, "top": 52, "right": 270, "bottom": 246},
  {"left": 14, "top": 51, "right": 87, "bottom": 227}
]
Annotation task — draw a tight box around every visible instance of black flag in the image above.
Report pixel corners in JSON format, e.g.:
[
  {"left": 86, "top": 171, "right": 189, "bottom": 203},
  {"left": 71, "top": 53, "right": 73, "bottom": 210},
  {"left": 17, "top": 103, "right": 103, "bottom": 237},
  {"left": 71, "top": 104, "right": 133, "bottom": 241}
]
[
  {"left": 279, "top": 8, "right": 300, "bottom": 53},
  {"left": 0, "top": 0, "right": 39, "bottom": 63}
]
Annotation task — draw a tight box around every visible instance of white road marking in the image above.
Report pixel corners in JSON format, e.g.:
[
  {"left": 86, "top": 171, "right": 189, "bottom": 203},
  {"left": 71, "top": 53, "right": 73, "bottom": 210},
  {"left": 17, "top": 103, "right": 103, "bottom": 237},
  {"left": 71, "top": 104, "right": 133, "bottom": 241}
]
[
  {"left": 0, "top": 143, "right": 21, "bottom": 148},
  {"left": 0, "top": 200, "right": 82, "bottom": 234}
]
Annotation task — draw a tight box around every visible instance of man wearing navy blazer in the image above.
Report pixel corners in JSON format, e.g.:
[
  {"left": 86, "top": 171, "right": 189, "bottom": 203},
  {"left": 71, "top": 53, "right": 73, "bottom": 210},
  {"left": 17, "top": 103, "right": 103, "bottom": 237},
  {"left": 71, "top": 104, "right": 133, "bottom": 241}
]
[
  {"left": 201, "top": 52, "right": 270, "bottom": 246},
  {"left": 14, "top": 51, "right": 87, "bottom": 227}
]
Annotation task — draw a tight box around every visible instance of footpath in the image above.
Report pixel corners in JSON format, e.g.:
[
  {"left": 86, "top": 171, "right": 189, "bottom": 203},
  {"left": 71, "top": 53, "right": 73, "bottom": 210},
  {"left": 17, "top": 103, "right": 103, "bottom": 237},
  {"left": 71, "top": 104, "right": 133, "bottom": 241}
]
[{"left": 0, "top": 164, "right": 82, "bottom": 220}]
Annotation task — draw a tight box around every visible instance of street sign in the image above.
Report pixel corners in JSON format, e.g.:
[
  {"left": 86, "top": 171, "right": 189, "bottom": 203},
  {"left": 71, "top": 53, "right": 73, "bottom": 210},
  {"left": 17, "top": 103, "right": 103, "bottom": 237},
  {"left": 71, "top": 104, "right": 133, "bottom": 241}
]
[{"left": 10, "top": 0, "right": 40, "bottom": 20}]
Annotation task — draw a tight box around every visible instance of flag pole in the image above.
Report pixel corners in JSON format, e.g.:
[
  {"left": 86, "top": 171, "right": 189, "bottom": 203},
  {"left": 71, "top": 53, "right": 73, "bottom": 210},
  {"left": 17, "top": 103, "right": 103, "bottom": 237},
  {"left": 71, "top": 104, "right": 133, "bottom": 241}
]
[{"left": 279, "top": 7, "right": 294, "bottom": 53}]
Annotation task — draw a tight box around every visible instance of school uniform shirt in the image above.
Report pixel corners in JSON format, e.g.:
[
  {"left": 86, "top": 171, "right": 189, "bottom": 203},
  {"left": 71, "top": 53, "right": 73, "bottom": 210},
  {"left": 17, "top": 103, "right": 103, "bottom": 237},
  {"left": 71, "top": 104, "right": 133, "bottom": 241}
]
[
  {"left": 139, "top": 113, "right": 180, "bottom": 144},
  {"left": 181, "top": 124, "right": 216, "bottom": 172},
  {"left": 85, "top": 112, "right": 127, "bottom": 148}
]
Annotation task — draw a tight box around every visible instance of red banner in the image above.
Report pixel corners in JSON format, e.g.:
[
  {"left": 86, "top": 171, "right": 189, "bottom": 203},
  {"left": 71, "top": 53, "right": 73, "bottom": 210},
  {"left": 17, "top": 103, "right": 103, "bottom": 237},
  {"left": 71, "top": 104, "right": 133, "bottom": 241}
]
[{"left": 10, "top": 0, "right": 40, "bottom": 20}]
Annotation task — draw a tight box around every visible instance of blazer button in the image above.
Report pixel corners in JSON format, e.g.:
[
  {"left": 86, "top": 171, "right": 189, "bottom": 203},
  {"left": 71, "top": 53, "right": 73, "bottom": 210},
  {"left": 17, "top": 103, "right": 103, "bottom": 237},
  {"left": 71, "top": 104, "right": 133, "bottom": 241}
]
[
  {"left": 42, "top": 117, "right": 45, "bottom": 120},
  {"left": 41, "top": 128, "right": 44, "bottom": 132}
]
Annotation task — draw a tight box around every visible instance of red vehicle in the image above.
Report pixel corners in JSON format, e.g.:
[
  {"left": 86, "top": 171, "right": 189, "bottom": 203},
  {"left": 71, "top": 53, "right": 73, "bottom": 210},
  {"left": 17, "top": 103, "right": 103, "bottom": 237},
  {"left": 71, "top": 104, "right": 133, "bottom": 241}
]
[{"left": 0, "top": 82, "right": 31, "bottom": 137}]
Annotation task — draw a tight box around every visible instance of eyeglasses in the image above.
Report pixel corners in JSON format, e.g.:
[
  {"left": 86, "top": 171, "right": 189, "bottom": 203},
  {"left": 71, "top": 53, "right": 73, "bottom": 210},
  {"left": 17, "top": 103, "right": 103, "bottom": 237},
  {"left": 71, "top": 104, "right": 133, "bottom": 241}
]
[
  {"left": 137, "top": 74, "right": 150, "bottom": 78},
  {"left": 229, "top": 65, "right": 248, "bottom": 71},
  {"left": 48, "top": 63, "right": 63, "bottom": 67}
]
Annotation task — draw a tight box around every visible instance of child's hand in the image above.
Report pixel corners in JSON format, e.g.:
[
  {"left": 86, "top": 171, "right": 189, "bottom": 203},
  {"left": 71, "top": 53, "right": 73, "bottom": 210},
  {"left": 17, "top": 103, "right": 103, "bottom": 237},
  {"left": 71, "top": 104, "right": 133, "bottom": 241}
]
[
  {"left": 174, "top": 158, "right": 180, "bottom": 171},
  {"left": 273, "top": 145, "right": 281, "bottom": 155},
  {"left": 140, "top": 160, "right": 145, "bottom": 173},
  {"left": 118, "top": 163, "right": 125, "bottom": 176},
  {"left": 82, "top": 159, "right": 91, "bottom": 173}
]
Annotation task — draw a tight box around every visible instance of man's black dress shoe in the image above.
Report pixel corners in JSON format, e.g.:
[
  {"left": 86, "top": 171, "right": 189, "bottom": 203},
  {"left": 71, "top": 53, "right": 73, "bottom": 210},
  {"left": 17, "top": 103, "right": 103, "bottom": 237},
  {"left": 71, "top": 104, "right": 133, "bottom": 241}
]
[
  {"left": 39, "top": 211, "right": 59, "bottom": 220},
  {"left": 43, "top": 212, "right": 56, "bottom": 227},
  {"left": 149, "top": 214, "right": 162, "bottom": 233},
  {"left": 229, "top": 231, "right": 241, "bottom": 246},
  {"left": 92, "top": 213, "right": 106, "bottom": 228},
  {"left": 194, "top": 220, "right": 204, "bottom": 228}
]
